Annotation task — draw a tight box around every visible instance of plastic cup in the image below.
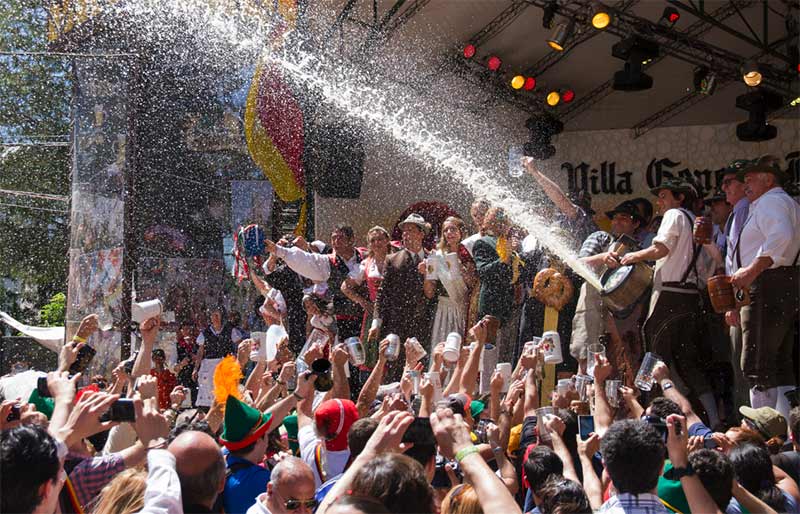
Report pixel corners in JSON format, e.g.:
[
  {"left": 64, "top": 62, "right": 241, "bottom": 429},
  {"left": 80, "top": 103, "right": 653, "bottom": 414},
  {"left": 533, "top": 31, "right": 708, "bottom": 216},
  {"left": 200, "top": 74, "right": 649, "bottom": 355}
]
[
  {"left": 443, "top": 332, "right": 462, "bottom": 363},
  {"left": 586, "top": 343, "right": 606, "bottom": 379},
  {"left": 540, "top": 331, "right": 563, "bottom": 364},
  {"left": 344, "top": 337, "right": 366, "bottom": 366},
  {"left": 407, "top": 337, "right": 427, "bottom": 359},
  {"left": 131, "top": 299, "right": 163, "bottom": 323},
  {"left": 407, "top": 369, "right": 420, "bottom": 395},
  {"left": 557, "top": 378, "right": 572, "bottom": 396},
  {"left": 265, "top": 325, "right": 286, "bottom": 361},
  {"left": 250, "top": 331, "right": 266, "bottom": 361},
  {"left": 385, "top": 334, "right": 401, "bottom": 361},
  {"left": 536, "top": 406, "right": 555, "bottom": 442},
  {"left": 496, "top": 362, "right": 512, "bottom": 393},
  {"left": 605, "top": 379, "right": 622, "bottom": 407},
  {"left": 635, "top": 352, "right": 660, "bottom": 391},
  {"left": 574, "top": 374, "right": 593, "bottom": 402}
]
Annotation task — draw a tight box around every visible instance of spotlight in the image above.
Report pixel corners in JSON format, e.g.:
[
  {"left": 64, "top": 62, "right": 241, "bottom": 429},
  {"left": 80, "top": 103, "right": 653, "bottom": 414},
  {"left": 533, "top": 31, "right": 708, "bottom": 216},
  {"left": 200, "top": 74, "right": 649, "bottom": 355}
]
[
  {"left": 463, "top": 44, "right": 476, "bottom": 59},
  {"left": 547, "top": 20, "right": 575, "bottom": 51},
  {"left": 693, "top": 67, "right": 717, "bottom": 95},
  {"left": 659, "top": 7, "right": 680, "bottom": 27},
  {"left": 591, "top": 2, "right": 611, "bottom": 30},
  {"left": 611, "top": 36, "right": 659, "bottom": 91},
  {"left": 735, "top": 90, "right": 782, "bottom": 142},
  {"left": 487, "top": 56, "right": 502, "bottom": 71},
  {"left": 511, "top": 75, "right": 525, "bottom": 89},
  {"left": 542, "top": 0, "right": 556, "bottom": 29},
  {"left": 546, "top": 91, "right": 561, "bottom": 106},
  {"left": 562, "top": 89, "right": 575, "bottom": 103},
  {"left": 742, "top": 60, "right": 762, "bottom": 86},
  {"left": 524, "top": 77, "right": 536, "bottom": 90}
]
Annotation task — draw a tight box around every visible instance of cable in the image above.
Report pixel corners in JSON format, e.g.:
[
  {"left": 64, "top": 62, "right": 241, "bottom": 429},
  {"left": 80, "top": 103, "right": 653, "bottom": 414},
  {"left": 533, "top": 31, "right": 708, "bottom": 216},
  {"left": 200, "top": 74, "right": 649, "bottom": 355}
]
[
  {"left": 0, "top": 189, "right": 68, "bottom": 202},
  {"left": 0, "top": 202, "right": 68, "bottom": 214}
]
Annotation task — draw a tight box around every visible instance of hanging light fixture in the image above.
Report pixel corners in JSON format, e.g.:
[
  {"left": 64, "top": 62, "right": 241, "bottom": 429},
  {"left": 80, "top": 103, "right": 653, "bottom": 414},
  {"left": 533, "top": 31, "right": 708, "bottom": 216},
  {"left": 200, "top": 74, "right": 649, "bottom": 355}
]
[
  {"left": 463, "top": 44, "right": 476, "bottom": 59},
  {"left": 524, "top": 77, "right": 537, "bottom": 90},
  {"left": 487, "top": 56, "right": 502, "bottom": 71},
  {"left": 511, "top": 75, "right": 525, "bottom": 89},
  {"left": 742, "top": 60, "right": 762, "bottom": 87},
  {"left": 546, "top": 90, "right": 561, "bottom": 106},
  {"left": 591, "top": 2, "right": 611, "bottom": 30},
  {"left": 562, "top": 89, "right": 576, "bottom": 103},
  {"left": 547, "top": 19, "right": 575, "bottom": 51}
]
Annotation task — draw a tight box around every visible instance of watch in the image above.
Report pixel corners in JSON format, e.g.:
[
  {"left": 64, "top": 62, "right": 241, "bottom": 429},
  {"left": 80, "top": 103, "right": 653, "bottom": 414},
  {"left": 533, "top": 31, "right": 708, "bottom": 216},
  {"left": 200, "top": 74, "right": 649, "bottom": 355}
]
[
  {"left": 664, "top": 462, "right": 695, "bottom": 480},
  {"left": 660, "top": 380, "right": 674, "bottom": 391}
]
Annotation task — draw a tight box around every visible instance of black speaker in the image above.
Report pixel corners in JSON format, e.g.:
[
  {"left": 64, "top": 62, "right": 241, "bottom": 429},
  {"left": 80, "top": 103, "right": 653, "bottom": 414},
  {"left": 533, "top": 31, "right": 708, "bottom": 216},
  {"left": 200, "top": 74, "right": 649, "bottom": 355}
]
[{"left": 307, "top": 123, "right": 365, "bottom": 198}]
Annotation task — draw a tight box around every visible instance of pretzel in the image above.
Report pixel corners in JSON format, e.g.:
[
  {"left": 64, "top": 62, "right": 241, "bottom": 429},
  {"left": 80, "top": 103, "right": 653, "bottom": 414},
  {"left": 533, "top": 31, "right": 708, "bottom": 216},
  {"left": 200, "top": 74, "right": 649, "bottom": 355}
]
[{"left": 532, "top": 268, "right": 574, "bottom": 311}]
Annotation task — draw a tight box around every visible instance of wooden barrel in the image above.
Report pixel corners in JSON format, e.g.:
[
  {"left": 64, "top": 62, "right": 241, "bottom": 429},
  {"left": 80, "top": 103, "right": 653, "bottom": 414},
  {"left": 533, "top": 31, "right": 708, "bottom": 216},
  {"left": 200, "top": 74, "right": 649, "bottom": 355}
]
[{"left": 707, "top": 275, "right": 736, "bottom": 313}]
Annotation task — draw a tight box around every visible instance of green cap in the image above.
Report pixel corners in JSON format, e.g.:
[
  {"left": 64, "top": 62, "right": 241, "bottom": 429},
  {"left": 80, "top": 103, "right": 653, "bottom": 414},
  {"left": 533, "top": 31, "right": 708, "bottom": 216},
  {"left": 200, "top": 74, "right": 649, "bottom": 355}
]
[
  {"left": 283, "top": 413, "right": 299, "bottom": 454},
  {"left": 739, "top": 406, "right": 786, "bottom": 440},
  {"left": 469, "top": 400, "right": 485, "bottom": 419},
  {"left": 219, "top": 396, "right": 273, "bottom": 451},
  {"left": 649, "top": 177, "right": 697, "bottom": 197}
]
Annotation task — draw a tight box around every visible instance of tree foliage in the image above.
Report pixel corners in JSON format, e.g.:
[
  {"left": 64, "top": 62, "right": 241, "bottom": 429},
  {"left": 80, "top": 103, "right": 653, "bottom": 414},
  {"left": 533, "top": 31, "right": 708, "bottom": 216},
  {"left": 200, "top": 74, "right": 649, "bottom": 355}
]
[{"left": 0, "top": 0, "right": 71, "bottom": 323}]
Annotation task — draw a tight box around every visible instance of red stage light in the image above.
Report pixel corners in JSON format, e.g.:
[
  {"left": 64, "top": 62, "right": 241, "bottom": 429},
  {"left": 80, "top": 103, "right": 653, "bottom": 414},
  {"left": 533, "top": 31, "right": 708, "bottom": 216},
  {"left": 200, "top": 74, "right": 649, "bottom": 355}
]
[
  {"left": 487, "top": 56, "right": 502, "bottom": 71},
  {"left": 463, "top": 44, "right": 476, "bottom": 59},
  {"left": 669, "top": 12, "right": 680, "bottom": 22},
  {"left": 562, "top": 89, "right": 575, "bottom": 103},
  {"left": 524, "top": 77, "right": 536, "bottom": 90}
]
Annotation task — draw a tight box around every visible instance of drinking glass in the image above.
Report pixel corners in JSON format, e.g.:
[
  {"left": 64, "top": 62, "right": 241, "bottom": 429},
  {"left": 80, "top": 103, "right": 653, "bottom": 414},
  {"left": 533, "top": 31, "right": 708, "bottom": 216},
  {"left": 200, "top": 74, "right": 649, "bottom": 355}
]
[
  {"left": 605, "top": 379, "right": 622, "bottom": 407},
  {"left": 586, "top": 343, "right": 606, "bottom": 379},
  {"left": 535, "top": 406, "right": 555, "bottom": 443},
  {"left": 635, "top": 352, "right": 660, "bottom": 391}
]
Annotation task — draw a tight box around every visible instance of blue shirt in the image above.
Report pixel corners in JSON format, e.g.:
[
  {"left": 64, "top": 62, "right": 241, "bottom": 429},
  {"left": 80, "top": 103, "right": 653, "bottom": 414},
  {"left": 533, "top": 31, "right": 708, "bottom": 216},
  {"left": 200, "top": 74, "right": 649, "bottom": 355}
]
[{"left": 223, "top": 455, "right": 271, "bottom": 514}]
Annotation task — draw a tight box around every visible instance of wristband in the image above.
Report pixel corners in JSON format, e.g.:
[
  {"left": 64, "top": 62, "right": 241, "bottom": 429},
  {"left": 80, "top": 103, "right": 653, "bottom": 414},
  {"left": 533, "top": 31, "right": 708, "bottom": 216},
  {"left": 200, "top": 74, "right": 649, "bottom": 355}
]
[
  {"left": 455, "top": 445, "right": 480, "bottom": 463},
  {"left": 72, "top": 335, "right": 87, "bottom": 344},
  {"left": 292, "top": 391, "right": 305, "bottom": 401},
  {"left": 491, "top": 446, "right": 503, "bottom": 454}
]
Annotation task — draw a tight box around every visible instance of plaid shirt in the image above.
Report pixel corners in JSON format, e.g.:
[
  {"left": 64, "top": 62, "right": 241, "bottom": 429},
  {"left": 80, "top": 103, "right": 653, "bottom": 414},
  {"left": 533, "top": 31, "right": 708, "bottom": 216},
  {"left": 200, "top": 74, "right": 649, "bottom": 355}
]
[
  {"left": 600, "top": 493, "right": 670, "bottom": 514},
  {"left": 68, "top": 451, "right": 125, "bottom": 507},
  {"left": 579, "top": 230, "right": 614, "bottom": 258}
]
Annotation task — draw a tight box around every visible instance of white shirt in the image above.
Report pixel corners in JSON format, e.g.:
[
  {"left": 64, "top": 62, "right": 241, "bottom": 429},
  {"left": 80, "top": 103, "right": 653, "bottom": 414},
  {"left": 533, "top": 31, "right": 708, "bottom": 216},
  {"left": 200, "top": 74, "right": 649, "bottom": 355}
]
[
  {"left": 274, "top": 246, "right": 360, "bottom": 282},
  {"left": 298, "top": 425, "right": 351, "bottom": 488},
  {"left": 134, "top": 450, "right": 182, "bottom": 514},
  {"left": 196, "top": 325, "right": 243, "bottom": 346},
  {"left": 265, "top": 288, "right": 287, "bottom": 316},
  {"left": 652, "top": 208, "right": 702, "bottom": 285},
  {"left": 735, "top": 187, "right": 800, "bottom": 270},
  {"left": 461, "top": 233, "right": 481, "bottom": 256},
  {"left": 348, "top": 258, "right": 383, "bottom": 284},
  {"left": 246, "top": 494, "right": 271, "bottom": 514}
]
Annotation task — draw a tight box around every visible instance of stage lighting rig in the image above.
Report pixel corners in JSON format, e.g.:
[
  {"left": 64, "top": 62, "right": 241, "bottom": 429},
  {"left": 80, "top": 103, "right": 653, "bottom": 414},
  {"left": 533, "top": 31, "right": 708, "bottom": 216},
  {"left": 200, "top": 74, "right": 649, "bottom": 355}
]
[
  {"left": 591, "top": 2, "right": 611, "bottom": 30},
  {"left": 542, "top": 0, "right": 556, "bottom": 29},
  {"left": 735, "top": 89, "right": 783, "bottom": 142},
  {"left": 547, "top": 19, "right": 575, "bottom": 51},
  {"left": 742, "top": 60, "right": 762, "bottom": 87},
  {"left": 658, "top": 7, "right": 680, "bottom": 28},
  {"left": 693, "top": 67, "right": 717, "bottom": 95},
  {"left": 611, "top": 36, "right": 659, "bottom": 91}
]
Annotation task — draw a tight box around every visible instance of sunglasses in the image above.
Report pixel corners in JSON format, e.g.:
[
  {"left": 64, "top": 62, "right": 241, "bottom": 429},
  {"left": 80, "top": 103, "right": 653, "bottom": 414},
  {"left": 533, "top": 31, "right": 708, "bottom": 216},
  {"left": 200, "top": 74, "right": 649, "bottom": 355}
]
[{"left": 284, "top": 498, "right": 317, "bottom": 511}]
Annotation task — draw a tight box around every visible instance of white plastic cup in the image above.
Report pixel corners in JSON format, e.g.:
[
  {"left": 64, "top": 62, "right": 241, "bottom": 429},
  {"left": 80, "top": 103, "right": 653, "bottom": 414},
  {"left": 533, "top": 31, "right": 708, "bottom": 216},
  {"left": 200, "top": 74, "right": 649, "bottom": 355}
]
[
  {"left": 131, "top": 299, "right": 163, "bottom": 324},
  {"left": 496, "top": 362, "right": 512, "bottom": 393},
  {"left": 443, "top": 332, "right": 462, "bottom": 363},
  {"left": 265, "top": 325, "right": 286, "bottom": 361},
  {"left": 407, "top": 369, "right": 420, "bottom": 395},
  {"left": 540, "top": 331, "right": 563, "bottom": 364},
  {"left": 557, "top": 378, "right": 573, "bottom": 396},
  {"left": 385, "top": 334, "right": 401, "bottom": 361},
  {"left": 535, "top": 406, "right": 555, "bottom": 442},
  {"left": 635, "top": 352, "right": 660, "bottom": 391},
  {"left": 250, "top": 331, "right": 267, "bottom": 362},
  {"left": 345, "top": 337, "right": 366, "bottom": 366}
]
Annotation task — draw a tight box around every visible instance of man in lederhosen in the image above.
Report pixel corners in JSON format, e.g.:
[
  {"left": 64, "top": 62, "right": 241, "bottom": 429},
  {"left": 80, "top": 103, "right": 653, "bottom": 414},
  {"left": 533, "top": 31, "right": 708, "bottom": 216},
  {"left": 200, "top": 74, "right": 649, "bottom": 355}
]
[
  {"left": 729, "top": 156, "right": 800, "bottom": 419},
  {"left": 621, "top": 178, "right": 721, "bottom": 427}
]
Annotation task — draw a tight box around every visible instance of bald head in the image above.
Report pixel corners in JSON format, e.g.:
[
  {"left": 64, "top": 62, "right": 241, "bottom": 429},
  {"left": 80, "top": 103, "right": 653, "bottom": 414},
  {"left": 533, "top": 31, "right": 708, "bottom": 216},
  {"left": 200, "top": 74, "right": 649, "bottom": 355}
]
[
  {"left": 267, "top": 457, "right": 316, "bottom": 514},
  {"left": 169, "top": 431, "right": 225, "bottom": 508}
]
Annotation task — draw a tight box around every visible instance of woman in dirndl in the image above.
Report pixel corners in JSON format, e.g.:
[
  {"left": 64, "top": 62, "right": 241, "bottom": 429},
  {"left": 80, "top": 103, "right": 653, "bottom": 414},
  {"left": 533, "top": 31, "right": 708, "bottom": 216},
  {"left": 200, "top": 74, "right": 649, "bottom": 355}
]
[
  {"left": 341, "top": 226, "right": 392, "bottom": 368},
  {"left": 424, "top": 217, "right": 477, "bottom": 351}
]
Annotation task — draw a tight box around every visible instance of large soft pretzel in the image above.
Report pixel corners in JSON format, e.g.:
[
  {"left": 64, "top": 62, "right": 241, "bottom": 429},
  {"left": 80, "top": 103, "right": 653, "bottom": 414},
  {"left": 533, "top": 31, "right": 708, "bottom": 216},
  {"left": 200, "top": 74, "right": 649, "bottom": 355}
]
[{"left": 532, "top": 268, "right": 574, "bottom": 311}]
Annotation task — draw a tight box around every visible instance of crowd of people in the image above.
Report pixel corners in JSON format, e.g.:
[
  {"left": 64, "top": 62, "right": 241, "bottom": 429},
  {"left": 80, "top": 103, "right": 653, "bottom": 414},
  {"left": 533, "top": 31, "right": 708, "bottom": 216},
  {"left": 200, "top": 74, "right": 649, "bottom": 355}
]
[{"left": 1, "top": 154, "right": 799, "bottom": 514}]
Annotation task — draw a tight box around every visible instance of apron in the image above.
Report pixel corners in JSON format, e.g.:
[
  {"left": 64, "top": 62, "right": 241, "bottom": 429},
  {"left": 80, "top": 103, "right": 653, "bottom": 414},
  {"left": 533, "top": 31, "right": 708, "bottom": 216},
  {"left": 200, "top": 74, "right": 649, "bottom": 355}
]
[{"left": 196, "top": 357, "right": 222, "bottom": 407}]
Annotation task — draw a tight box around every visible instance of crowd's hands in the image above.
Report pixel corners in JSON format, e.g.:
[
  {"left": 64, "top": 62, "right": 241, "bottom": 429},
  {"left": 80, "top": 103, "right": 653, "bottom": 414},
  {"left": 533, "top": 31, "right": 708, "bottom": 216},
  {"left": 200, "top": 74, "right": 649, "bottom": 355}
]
[
  {"left": 431, "top": 406, "right": 474, "bottom": 460},
  {"left": 431, "top": 342, "right": 445, "bottom": 370},
  {"left": 48, "top": 371, "right": 81, "bottom": 403},
  {"left": 519, "top": 346, "right": 540, "bottom": 370},
  {"left": 59, "top": 339, "right": 86, "bottom": 372},
  {"left": 332, "top": 344, "right": 350, "bottom": 368},
  {"left": 470, "top": 318, "right": 489, "bottom": 345},
  {"left": 303, "top": 341, "right": 326, "bottom": 366},
  {"left": 404, "top": 339, "right": 426, "bottom": 368},
  {"left": 75, "top": 313, "right": 100, "bottom": 341},
  {"left": 0, "top": 400, "right": 47, "bottom": 430},
  {"left": 619, "top": 250, "right": 644, "bottom": 266},
  {"left": 169, "top": 385, "right": 187, "bottom": 409},
  {"left": 367, "top": 326, "right": 380, "bottom": 342},
  {"left": 490, "top": 369, "right": 505, "bottom": 395},
  {"left": 577, "top": 432, "right": 601, "bottom": 458},
  {"left": 379, "top": 392, "right": 410, "bottom": 415},
  {"left": 133, "top": 394, "right": 169, "bottom": 447},
  {"left": 376, "top": 338, "right": 390, "bottom": 366},
  {"left": 277, "top": 361, "right": 296, "bottom": 386},
  {"left": 136, "top": 375, "right": 158, "bottom": 401},
  {"left": 592, "top": 355, "right": 613, "bottom": 383},
  {"left": 361, "top": 410, "right": 415, "bottom": 455},
  {"left": 57, "top": 390, "right": 120, "bottom": 447},
  {"left": 601, "top": 251, "right": 621, "bottom": 269},
  {"left": 652, "top": 361, "right": 669, "bottom": 383},
  {"left": 140, "top": 317, "right": 160, "bottom": 347},
  {"left": 264, "top": 239, "right": 278, "bottom": 254},
  {"left": 295, "top": 370, "right": 316, "bottom": 400},
  {"left": 486, "top": 422, "right": 503, "bottom": 449},
  {"left": 730, "top": 264, "right": 758, "bottom": 290},
  {"left": 237, "top": 339, "right": 253, "bottom": 367},
  {"left": 620, "top": 385, "right": 638, "bottom": 403},
  {"left": 725, "top": 310, "right": 740, "bottom": 328},
  {"left": 502, "top": 380, "right": 525, "bottom": 413},
  {"left": 665, "top": 414, "right": 690, "bottom": 467},
  {"left": 543, "top": 414, "right": 566, "bottom": 438},
  {"left": 417, "top": 259, "right": 427, "bottom": 275}
]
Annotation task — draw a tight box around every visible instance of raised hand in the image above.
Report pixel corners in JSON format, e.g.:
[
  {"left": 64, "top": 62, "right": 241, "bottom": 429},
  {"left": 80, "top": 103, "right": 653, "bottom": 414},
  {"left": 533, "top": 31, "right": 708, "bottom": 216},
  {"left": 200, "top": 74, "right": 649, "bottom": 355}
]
[{"left": 431, "top": 406, "right": 474, "bottom": 460}]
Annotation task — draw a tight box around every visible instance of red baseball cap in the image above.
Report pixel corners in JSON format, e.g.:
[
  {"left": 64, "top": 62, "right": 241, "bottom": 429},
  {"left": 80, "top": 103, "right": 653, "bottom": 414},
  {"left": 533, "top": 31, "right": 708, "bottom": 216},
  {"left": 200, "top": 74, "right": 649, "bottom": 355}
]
[{"left": 315, "top": 399, "right": 359, "bottom": 452}]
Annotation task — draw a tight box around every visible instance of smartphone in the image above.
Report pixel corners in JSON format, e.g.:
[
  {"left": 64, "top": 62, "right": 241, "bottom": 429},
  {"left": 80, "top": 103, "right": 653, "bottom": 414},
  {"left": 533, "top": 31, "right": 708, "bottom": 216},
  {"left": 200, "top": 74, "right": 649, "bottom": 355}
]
[
  {"left": 100, "top": 399, "right": 136, "bottom": 422},
  {"left": 6, "top": 403, "right": 21, "bottom": 422},
  {"left": 69, "top": 345, "right": 97, "bottom": 375},
  {"left": 578, "top": 415, "right": 595, "bottom": 440},
  {"left": 431, "top": 454, "right": 460, "bottom": 489},
  {"left": 703, "top": 435, "right": 718, "bottom": 449}
]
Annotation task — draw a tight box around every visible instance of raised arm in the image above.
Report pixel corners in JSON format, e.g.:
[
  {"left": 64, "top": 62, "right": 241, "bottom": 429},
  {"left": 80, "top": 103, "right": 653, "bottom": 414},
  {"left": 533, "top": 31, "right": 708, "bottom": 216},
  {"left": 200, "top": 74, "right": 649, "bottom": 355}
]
[
  {"left": 356, "top": 339, "right": 389, "bottom": 418},
  {"left": 523, "top": 158, "right": 578, "bottom": 220}
]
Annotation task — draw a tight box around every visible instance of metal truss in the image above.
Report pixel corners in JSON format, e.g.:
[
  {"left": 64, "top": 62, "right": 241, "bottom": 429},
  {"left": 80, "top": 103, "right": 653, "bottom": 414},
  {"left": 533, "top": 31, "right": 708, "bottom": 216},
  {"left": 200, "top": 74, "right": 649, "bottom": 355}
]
[
  {"left": 554, "top": 0, "right": 785, "bottom": 122},
  {"left": 523, "top": 0, "right": 639, "bottom": 78},
  {"left": 468, "top": 0, "right": 532, "bottom": 47}
]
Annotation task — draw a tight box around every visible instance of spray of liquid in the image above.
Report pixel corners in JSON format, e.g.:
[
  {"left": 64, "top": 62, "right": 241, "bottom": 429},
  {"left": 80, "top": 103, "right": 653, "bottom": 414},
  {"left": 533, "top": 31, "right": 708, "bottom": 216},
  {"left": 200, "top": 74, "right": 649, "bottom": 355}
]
[{"left": 82, "top": 0, "right": 604, "bottom": 291}]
